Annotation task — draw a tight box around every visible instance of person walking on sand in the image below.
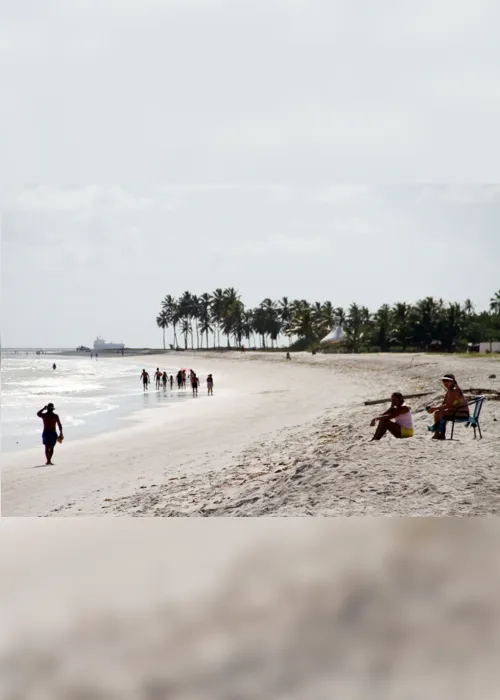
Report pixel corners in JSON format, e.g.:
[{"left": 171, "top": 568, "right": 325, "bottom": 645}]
[
  {"left": 191, "top": 372, "right": 199, "bottom": 397},
  {"left": 52, "top": 363, "right": 57, "bottom": 370},
  {"left": 140, "top": 369, "right": 150, "bottom": 391},
  {"left": 170, "top": 374, "right": 174, "bottom": 390},
  {"left": 37, "top": 403, "right": 63, "bottom": 465},
  {"left": 427, "top": 373, "right": 469, "bottom": 440},
  {"left": 154, "top": 368, "right": 162, "bottom": 390},
  {"left": 370, "top": 392, "right": 414, "bottom": 440},
  {"left": 176, "top": 370, "right": 183, "bottom": 390},
  {"left": 207, "top": 373, "right": 214, "bottom": 396},
  {"left": 162, "top": 371, "right": 168, "bottom": 390}
]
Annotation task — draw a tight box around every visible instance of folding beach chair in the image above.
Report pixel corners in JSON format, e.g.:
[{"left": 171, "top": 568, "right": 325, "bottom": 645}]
[{"left": 449, "top": 395, "right": 485, "bottom": 440}]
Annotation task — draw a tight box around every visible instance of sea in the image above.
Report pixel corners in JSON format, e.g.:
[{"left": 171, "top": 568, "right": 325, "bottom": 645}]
[{"left": 1, "top": 350, "right": 190, "bottom": 453}]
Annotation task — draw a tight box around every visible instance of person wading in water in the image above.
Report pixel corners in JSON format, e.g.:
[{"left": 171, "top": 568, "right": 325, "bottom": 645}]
[
  {"left": 140, "top": 369, "right": 150, "bottom": 391},
  {"left": 37, "top": 403, "right": 64, "bottom": 465}
]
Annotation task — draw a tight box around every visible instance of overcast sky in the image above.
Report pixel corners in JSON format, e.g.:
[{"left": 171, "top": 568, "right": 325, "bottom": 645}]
[
  {"left": 3, "top": 184, "right": 499, "bottom": 347},
  {"left": 1, "top": 0, "right": 499, "bottom": 347}
]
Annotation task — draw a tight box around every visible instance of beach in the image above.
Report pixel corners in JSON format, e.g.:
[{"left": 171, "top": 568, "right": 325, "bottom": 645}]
[{"left": 2, "top": 352, "right": 499, "bottom": 517}]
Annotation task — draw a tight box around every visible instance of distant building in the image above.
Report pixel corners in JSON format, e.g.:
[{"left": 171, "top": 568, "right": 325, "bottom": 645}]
[{"left": 479, "top": 341, "right": 500, "bottom": 353}]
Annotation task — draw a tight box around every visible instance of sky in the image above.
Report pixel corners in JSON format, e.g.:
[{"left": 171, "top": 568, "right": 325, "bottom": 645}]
[
  {"left": 1, "top": 0, "right": 499, "bottom": 347},
  {"left": 3, "top": 184, "right": 500, "bottom": 347}
]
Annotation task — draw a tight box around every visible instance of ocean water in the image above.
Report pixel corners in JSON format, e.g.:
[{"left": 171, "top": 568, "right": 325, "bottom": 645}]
[{"left": 1, "top": 352, "right": 191, "bottom": 452}]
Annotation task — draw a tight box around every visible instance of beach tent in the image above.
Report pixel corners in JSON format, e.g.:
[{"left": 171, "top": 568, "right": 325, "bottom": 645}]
[{"left": 320, "top": 326, "right": 345, "bottom": 344}]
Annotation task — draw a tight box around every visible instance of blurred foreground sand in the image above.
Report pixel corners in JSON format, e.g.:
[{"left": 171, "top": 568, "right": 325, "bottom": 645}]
[{"left": 1, "top": 518, "right": 500, "bottom": 698}]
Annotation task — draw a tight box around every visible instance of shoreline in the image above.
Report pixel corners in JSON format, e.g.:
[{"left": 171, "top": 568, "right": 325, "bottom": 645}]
[
  {"left": 1, "top": 353, "right": 199, "bottom": 454},
  {"left": 2, "top": 352, "right": 499, "bottom": 517}
]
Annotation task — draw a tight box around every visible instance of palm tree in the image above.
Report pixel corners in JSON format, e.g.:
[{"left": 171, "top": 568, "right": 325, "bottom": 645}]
[
  {"left": 391, "top": 302, "right": 413, "bottom": 351},
  {"left": 221, "top": 288, "right": 240, "bottom": 348},
  {"left": 211, "top": 288, "right": 225, "bottom": 348},
  {"left": 190, "top": 294, "right": 201, "bottom": 349},
  {"left": 412, "top": 297, "right": 442, "bottom": 351},
  {"left": 490, "top": 291, "right": 500, "bottom": 315},
  {"left": 463, "top": 298, "right": 475, "bottom": 317},
  {"left": 162, "top": 295, "right": 179, "bottom": 348},
  {"left": 372, "top": 304, "right": 392, "bottom": 351},
  {"left": 156, "top": 310, "right": 169, "bottom": 351},
  {"left": 178, "top": 291, "right": 195, "bottom": 349},
  {"left": 180, "top": 317, "right": 192, "bottom": 350},
  {"left": 259, "top": 298, "right": 281, "bottom": 348},
  {"left": 334, "top": 307, "right": 346, "bottom": 327},
  {"left": 322, "top": 301, "right": 336, "bottom": 333},
  {"left": 199, "top": 293, "right": 212, "bottom": 348},
  {"left": 344, "top": 303, "right": 368, "bottom": 353},
  {"left": 278, "top": 296, "right": 292, "bottom": 345},
  {"left": 290, "top": 306, "right": 315, "bottom": 344},
  {"left": 252, "top": 306, "right": 268, "bottom": 348}
]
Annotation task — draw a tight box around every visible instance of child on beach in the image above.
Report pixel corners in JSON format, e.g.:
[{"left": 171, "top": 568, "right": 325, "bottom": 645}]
[
  {"left": 207, "top": 374, "right": 214, "bottom": 395},
  {"left": 370, "top": 392, "right": 414, "bottom": 440}
]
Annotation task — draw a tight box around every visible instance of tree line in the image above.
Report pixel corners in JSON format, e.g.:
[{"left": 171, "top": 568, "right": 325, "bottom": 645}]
[{"left": 156, "top": 289, "right": 500, "bottom": 353}]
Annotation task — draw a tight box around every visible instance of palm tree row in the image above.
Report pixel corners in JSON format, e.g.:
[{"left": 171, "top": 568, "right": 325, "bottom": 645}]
[{"left": 157, "top": 290, "right": 500, "bottom": 353}]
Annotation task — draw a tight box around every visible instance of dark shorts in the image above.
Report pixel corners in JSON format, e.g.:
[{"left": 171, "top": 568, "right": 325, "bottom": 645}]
[{"left": 42, "top": 430, "right": 58, "bottom": 447}]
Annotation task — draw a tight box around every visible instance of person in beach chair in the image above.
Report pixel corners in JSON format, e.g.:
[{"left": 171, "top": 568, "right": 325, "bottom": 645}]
[
  {"left": 370, "top": 392, "right": 414, "bottom": 440},
  {"left": 427, "top": 373, "right": 469, "bottom": 440}
]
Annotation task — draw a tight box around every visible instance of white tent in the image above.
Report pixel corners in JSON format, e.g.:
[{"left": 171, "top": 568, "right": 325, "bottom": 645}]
[{"left": 320, "top": 326, "right": 345, "bottom": 344}]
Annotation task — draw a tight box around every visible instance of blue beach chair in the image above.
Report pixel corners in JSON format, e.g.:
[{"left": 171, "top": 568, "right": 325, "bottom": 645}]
[
  {"left": 428, "top": 396, "right": 485, "bottom": 440},
  {"left": 450, "top": 396, "right": 485, "bottom": 440}
]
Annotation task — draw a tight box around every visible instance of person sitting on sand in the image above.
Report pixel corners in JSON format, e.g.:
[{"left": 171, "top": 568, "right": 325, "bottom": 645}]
[
  {"left": 207, "top": 373, "right": 214, "bottom": 395},
  {"left": 37, "top": 403, "right": 64, "bottom": 465},
  {"left": 370, "top": 392, "right": 414, "bottom": 440},
  {"left": 427, "top": 373, "right": 469, "bottom": 440},
  {"left": 140, "top": 369, "right": 150, "bottom": 391}
]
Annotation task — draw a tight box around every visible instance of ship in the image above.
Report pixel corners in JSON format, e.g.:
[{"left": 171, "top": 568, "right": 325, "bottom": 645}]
[{"left": 93, "top": 337, "right": 125, "bottom": 351}]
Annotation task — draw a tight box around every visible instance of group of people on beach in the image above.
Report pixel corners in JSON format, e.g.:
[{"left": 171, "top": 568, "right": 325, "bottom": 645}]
[
  {"left": 370, "top": 373, "right": 470, "bottom": 441},
  {"left": 36, "top": 370, "right": 468, "bottom": 467},
  {"left": 140, "top": 368, "right": 214, "bottom": 397}
]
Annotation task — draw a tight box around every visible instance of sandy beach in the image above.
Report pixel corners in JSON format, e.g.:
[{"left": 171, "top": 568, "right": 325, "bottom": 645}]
[{"left": 2, "top": 352, "right": 499, "bottom": 517}]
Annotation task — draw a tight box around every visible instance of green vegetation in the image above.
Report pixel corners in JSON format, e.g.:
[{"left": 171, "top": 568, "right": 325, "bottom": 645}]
[{"left": 156, "top": 290, "right": 500, "bottom": 353}]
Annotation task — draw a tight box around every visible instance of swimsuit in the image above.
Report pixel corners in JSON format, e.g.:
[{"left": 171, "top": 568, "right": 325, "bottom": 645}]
[
  {"left": 42, "top": 430, "right": 58, "bottom": 447},
  {"left": 394, "top": 406, "right": 414, "bottom": 438}
]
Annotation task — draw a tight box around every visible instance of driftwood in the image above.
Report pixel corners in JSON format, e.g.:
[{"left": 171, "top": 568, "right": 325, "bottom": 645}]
[
  {"left": 463, "top": 388, "right": 500, "bottom": 402},
  {"left": 364, "top": 391, "right": 433, "bottom": 406},
  {"left": 463, "top": 388, "right": 500, "bottom": 395},
  {"left": 365, "top": 387, "right": 500, "bottom": 406}
]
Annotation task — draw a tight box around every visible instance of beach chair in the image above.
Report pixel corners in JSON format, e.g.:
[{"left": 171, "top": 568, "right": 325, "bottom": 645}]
[{"left": 449, "top": 396, "right": 485, "bottom": 440}]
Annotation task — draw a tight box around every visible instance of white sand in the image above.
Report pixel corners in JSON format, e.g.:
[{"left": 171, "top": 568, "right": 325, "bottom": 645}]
[{"left": 2, "top": 352, "right": 499, "bottom": 516}]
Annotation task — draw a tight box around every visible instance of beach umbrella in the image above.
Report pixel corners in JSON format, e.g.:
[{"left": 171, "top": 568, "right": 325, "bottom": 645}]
[{"left": 320, "top": 326, "right": 345, "bottom": 344}]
